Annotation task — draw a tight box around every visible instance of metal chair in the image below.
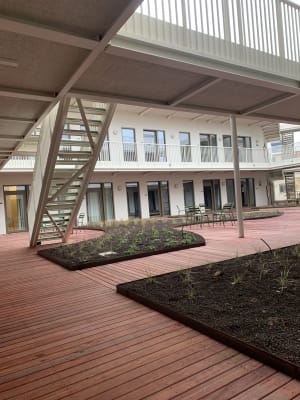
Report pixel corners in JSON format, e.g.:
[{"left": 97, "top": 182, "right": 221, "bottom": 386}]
[{"left": 212, "top": 203, "right": 235, "bottom": 226}]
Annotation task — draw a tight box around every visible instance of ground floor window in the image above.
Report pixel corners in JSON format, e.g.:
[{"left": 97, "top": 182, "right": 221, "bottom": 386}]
[
  {"left": 86, "top": 183, "right": 114, "bottom": 223},
  {"left": 183, "top": 180, "right": 194, "bottom": 208},
  {"left": 126, "top": 182, "right": 141, "bottom": 218},
  {"left": 147, "top": 181, "right": 170, "bottom": 216},
  {"left": 203, "top": 179, "right": 221, "bottom": 210},
  {"left": 4, "top": 185, "right": 29, "bottom": 233},
  {"left": 226, "top": 178, "right": 256, "bottom": 207}
]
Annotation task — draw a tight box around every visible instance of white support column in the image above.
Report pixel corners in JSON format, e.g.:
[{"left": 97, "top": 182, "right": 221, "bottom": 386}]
[{"left": 230, "top": 115, "right": 244, "bottom": 238}]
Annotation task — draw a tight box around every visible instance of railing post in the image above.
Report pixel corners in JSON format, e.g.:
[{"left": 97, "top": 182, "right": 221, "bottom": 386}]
[
  {"left": 221, "top": 0, "right": 231, "bottom": 42},
  {"left": 236, "top": 0, "right": 244, "bottom": 46},
  {"left": 275, "top": 0, "right": 285, "bottom": 58}
]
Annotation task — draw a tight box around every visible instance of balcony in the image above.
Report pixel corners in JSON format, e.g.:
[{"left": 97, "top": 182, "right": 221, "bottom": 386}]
[{"left": 5, "top": 142, "right": 300, "bottom": 172}]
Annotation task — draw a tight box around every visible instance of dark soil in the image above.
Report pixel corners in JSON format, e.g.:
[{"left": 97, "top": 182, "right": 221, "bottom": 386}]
[
  {"left": 117, "top": 245, "right": 300, "bottom": 379},
  {"left": 38, "top": 219, "right": 205, "bottom": 270}
]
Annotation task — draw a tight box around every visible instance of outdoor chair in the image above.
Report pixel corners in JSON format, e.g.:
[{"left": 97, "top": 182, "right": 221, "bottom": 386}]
[
  {"left": 195, "top": 204, "right": 210, "bottom": 227},
  {"left": 176, "top": 205, "right": 186, "bottom": 215},
  {"left": 212, "top": 203, "right": 235, "bottom": 226}
]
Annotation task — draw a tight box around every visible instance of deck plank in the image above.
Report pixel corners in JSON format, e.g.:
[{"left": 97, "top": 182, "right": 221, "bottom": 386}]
[{"left": 0, "top": 209, "right": 300, "bottom": 399}]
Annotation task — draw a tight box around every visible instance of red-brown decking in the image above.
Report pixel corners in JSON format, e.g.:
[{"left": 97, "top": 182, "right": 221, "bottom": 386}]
[{"left": 0, "top": 208, "right": 299, "bottom": 399}]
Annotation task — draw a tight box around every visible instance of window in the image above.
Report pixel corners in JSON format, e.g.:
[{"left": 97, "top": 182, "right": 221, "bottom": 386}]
[
  {"left": 180, "top": 132, "right": 191, "bottom": 162},
  {"left": 86, "top": 183, "right": 114, "bottom": 223},
  {"left": 279, "top": 183, "right": 286, "bottom": 193},
  {"left": 200, "top": 134, "right": 218, "bottom": 162},
  {"left": 223, "top": 135, "right": 252, "bottom": 162},
  {"left": 122, "top": 128, "right": 137, "bottom": 161},
  {"left": 144, "top": 130, "right": 166, "bottom": 162}
]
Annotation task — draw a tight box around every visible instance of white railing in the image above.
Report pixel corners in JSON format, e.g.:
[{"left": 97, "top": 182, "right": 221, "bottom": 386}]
[
  {"left": 7, "top": 142, "right": 300, "bottom": 170},
  {"left": 119, "top": 0, "right": 300, "bottom": 80},
  {"left": 96, "top": 142, "right": 269, "bottom": 168},
  {"left": 4, "top": 155, "right": 36, "bottom": 169}
]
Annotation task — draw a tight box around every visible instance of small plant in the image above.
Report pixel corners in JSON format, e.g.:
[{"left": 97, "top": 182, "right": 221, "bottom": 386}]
[
  {"left": 182, "top": 231, "right": 194, "bottom": 245},
  {"left": 152, "top": 228, "right": 160, "bottom": 241},
  {"left": 278, "top": 267, "right": 290, "bottom": 292},
  {"left": 187, "top": 284, "right": 196, "bottom": 300},
  {"left": 231, "top": 273, "right": 243, "bottom": 285},
  {"left": 125, "top": 243, "right": 138, "bottom": 255},
  {"left": 259, "top": 262, "right": 269, "bottom": 280},
  {"left": 147, "top": 244, "right": 156, "bottom": 251},
  {"left": 180, "top": 269, "right": 193, "bottom": 284},
  {"left": 292, "top": 244, "right": 300, "bottom": 257}
]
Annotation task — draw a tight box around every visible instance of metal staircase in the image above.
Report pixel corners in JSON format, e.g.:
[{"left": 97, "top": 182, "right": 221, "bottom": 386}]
[{"left": 28, "top": 97, "right": 116, "bottom": 247}]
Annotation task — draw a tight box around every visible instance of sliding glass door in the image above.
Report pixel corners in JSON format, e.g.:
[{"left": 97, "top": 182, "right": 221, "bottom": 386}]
[{"left": 86, "top": 183, "right": 114, "bottom": 223}]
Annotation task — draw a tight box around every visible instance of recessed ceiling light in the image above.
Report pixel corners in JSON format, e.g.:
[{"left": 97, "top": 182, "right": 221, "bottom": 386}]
[{"left": 0, "top": 57, "right": 18, "bottom": 67}]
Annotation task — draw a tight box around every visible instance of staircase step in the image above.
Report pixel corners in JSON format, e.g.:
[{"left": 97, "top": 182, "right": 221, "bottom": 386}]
[
  {"left": 65, "top": 117, "right": 103, "bottom": 126},
  {"left": 68, "top": 105, "right": 106, "bottom": 115},
  {"left": 58, "top": 151, "right": 92, "bottom": 157}
]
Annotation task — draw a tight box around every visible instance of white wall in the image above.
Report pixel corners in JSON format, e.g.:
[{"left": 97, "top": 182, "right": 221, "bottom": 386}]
[{"left": 109, "top": 107, "right": 265, "bottom": 151}]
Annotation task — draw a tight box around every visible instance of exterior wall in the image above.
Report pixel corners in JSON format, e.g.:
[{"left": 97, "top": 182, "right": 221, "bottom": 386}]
[{"left": 0, "top": 108, "right": 276, "bottom": 234}]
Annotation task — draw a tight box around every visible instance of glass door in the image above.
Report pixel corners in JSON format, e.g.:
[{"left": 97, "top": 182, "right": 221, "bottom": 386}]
[
  {"left": 126, "top": 182, "right": 141, "bottom": 218},
  {"left": 147, "top": 181, "right": 170, "bottom": 216},
  {"left": 4, "top": 186, "right": 28, "bottom": 233},
  {"left": 203, "top": 180, "right": 221, "bottom": 210},
  {"left": 183, "top": 180, "right": 194, "bottom": 208}
]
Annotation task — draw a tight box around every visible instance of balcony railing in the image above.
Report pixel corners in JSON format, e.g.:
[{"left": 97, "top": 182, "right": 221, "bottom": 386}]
[
  {"left": 96, "top": 141, "right": 268, "bottom": 168},
  {"left": 119, "top": 0, "right": 300, "bottom": 80},
  {"left": 6, "top": 142, "right": 300, "bottom": 171}
]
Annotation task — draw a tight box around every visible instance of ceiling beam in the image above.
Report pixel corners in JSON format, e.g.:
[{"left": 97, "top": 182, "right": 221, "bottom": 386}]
[
  {"left": 139, "top": 107, "right": 152, "bottom": 116},
  {"left": 240, "top": 93, "right": 298, "bottom": 115},
  {"left": 168, "top": 78, "right": 222, "bottom": 106},
  {"left": 0, "top": 87, "right": 55, "bottom": 102},
  {"left": 69, "top": 89, "right": 238, "bottom": 117},
  {"left": 250, "top": 112, "right": 300, "bottom": 125},
  {"left": 0, "top": 135, "right": 25, "bottom": 141},
  {"left": 166, "top": 111, "right": 177, "bottom": 119},
  {"left": 0, "top": 15, "right": 99, "bottom": 50},
  {"left": 0, "top": 116, "right": 35, "bottom": 124}
]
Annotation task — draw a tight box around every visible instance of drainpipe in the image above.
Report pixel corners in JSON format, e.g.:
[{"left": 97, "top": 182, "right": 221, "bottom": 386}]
[{"left": 230, "top": 115, "right": 244, "bottom": 238}]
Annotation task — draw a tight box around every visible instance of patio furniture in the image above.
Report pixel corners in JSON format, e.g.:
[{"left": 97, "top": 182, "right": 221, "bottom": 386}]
[
  {"left": 212, "top": 203, "right": 235, "bottom": 226},
  {"left": 185, "top": 206, "right": 210, "bottom": 228},
  {"left": 176, "top": 205, "right": 186, "bottom": 215}
]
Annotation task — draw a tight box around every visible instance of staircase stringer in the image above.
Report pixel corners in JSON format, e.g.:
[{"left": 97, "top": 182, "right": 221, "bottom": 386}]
[
  {"left": 63, "top": 103, "right": 117, "bottom": 242},
  {"left": 29, "top": 98, "right": 71, "bottom": 247}
]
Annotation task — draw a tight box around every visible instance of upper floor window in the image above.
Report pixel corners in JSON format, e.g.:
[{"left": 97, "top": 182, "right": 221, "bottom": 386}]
[
  {"left": 223, "top": 135, "right": 252, "bottom": 162},
  {"left": 180, "top": 132, "right": 191, "bottom": 162},
  {"left": 143, "top": 130, "right": 166, "bottom": 162},
  {"left": 122, "top": 128, "right": 137, "bottom": 161},
  {"left": 200, "top": 133, "right": 218, "bottom": 162}
]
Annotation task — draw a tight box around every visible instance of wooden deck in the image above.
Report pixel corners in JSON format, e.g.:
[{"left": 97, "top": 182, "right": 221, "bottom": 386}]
[{"left": 0, "top": 208, "right": 300, "bottom": 399}]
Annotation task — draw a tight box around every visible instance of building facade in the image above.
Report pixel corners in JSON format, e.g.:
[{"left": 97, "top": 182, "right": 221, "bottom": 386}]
[{"left": 1, "top": 104, "right": 298, "bottom": 235}]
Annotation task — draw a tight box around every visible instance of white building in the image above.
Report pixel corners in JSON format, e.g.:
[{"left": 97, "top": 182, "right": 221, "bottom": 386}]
[{"left": 1, "top": 103, "right": 299, "bottom": 236}]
